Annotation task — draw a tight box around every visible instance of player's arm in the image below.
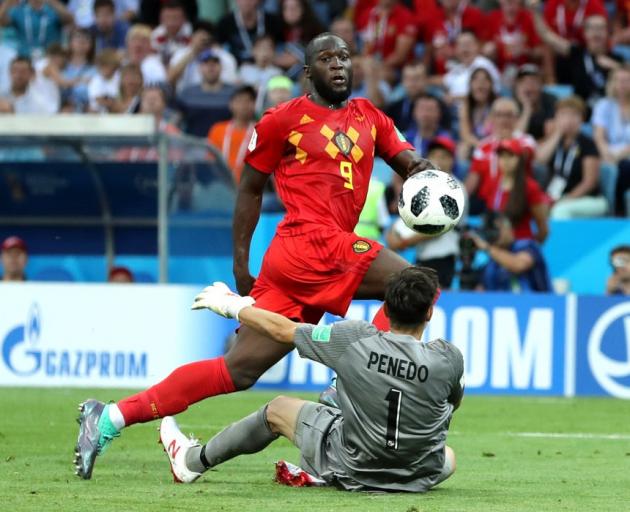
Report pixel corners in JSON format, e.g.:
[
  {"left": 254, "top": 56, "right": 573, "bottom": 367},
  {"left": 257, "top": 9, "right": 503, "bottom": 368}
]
[
  {"left": 387, "top": 149, "right": 436, "bottom": 180},
  {"left": 232, "top": 164, "right": 270, "bottom": 295},
  {"left": 191, "top": 282, "right": 299, "bottom": 343}
]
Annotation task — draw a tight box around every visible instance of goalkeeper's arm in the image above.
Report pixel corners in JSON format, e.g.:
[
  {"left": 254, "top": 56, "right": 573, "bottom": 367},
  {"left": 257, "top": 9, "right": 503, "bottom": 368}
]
[{"left": 238, "top": 306, "right": 299, "bottom": 345}]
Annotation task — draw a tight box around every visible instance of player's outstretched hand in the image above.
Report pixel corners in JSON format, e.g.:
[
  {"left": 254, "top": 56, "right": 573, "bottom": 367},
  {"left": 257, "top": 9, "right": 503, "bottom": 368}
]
[
  {"left": 191, "top": 282, "right": 255, "bottom": 320},
  {"left": 407, "top": 157, "right": 439, "bottom": 177}
]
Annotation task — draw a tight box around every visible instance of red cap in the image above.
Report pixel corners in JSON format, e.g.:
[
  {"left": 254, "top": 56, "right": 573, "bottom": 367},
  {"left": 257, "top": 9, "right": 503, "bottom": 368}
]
[
  {"left": 496, "top": 138, "right": 524, "bottom": 156},
  {"left": 1, "top": 236, "right": 27, "bottom": 252},
  {"left": 428, "top": 136, "right": 456, "bottom": 156},
  {"left": 108, "top": 266, "right": 134, "bottom": 282}
]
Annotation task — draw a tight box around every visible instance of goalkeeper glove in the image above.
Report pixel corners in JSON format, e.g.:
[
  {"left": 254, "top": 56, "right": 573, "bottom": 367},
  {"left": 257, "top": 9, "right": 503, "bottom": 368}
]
[{"left": 191, "top": 282, "right": 255, "bottom": 321}]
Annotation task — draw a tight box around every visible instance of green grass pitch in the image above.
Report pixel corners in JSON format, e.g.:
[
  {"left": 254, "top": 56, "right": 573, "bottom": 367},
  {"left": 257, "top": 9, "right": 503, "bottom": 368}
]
[{"left": 1, "top": 388, "right": 629, "bottom": 512}]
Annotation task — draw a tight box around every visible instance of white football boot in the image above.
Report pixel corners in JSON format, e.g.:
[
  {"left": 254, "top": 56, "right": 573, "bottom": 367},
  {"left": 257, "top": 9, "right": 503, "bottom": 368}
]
[{"left": 159, "top": 416, "right": 202, "bottom": 483}]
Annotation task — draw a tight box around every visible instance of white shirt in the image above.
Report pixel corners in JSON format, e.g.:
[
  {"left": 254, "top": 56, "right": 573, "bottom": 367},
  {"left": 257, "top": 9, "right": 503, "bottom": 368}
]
[
  {"left": 238, "top": 63, "right": 282, "bottom": 90},
  {"left": 7, "top": 85, "right": 53, "bottom": 114},
  {"left": 139, "top": 54, "right": 167, "bottom": 85},
  {"left": 393, "top": 217, "right": 460, "bottom": 261},
  {"left": 444, "top": 56, "right": 501, "bottom": 98},
  {"left": 87, "top": 70, "right": 120, "bottom": 112},
  {"left": 169, "top": 46, "right": 238, "bottom": 93},
  {"left": 31, "top": 57, "right": 60, "bottom": 113}
]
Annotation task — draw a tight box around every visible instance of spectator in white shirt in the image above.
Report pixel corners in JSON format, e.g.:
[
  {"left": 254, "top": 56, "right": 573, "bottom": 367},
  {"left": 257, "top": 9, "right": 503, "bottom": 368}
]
[
  {"left": 239, "top": 34, "right": 282, "bottom": 91},
  {"left": 151, "top": 0, "right": 192, "bottom": 67},
  {"left": 168, "top": 21, "right": 237, "bottom": 93},
  {"left": 88, "top": 48, "right": 120, "bottom": 112},
  {"left": 0, "top": 56, "right": 53, "bottom": 114},
  {"left": 0, "top": 43, "right": 17, "bottom": 96},
  {"left": 125, "top": 23, "right": 166, "bottom": 85}
]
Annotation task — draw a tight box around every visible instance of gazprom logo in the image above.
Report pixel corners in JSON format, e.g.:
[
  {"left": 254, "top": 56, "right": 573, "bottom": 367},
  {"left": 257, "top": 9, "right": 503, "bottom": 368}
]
[
  {"left": 588, "top": 302, "right": 630, "bottom": 399},
  {"left": 2, "top": 303, "right": 148, "bottom": 379}
]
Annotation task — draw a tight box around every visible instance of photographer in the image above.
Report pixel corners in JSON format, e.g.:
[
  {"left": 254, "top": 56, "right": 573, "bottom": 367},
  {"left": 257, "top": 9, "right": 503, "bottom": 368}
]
[
  {"left": 469, "top": 212, "right": 552, "bottom": 292},
  {"left": 606, "top": 245, "right": 630, "bottom": 295}
]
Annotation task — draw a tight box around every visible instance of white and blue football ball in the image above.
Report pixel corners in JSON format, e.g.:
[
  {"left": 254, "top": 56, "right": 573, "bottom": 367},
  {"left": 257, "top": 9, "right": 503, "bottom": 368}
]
[{"left": 398, "top": 169, "right": 465, "bottom": 236}]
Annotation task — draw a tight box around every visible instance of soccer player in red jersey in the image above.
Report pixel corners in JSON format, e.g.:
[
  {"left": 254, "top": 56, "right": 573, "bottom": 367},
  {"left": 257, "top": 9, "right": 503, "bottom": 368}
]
[{"left": 73, "top": 33, "right": 434, "bottom": 480}]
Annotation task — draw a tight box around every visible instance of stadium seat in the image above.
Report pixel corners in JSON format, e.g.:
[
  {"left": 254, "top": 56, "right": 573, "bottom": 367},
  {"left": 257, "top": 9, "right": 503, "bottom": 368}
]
[
  {"left": 599, "top": 163, "right": 618, "bottom": 214},
  {"left": 133, "top": 271, "right": 156, "bottom": 283},
  {"left": 580, "top": 123, "right": 593, "bottom": 138},
  {"left": 543, "top": 84, "right": 574, "bottom": 100},
  {"left": 613, "top": 45, "right": 630, "bottom": 63},
  {"left": 32, "top": 266, "right": 76, "bottom": 282},
  {"left": 626, "top": 189, "right": 630, "bottom": 216}
]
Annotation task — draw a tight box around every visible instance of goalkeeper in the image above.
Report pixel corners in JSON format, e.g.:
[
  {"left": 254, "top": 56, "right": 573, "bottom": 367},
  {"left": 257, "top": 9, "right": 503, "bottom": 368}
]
[{"left": 160, "top": 266, "right": 464, "bottom": 492}]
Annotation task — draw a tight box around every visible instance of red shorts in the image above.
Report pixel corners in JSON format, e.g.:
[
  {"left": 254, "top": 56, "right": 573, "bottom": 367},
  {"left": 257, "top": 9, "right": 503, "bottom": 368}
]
[{"left": 250, "top": 230, "right": 382, "bottom": 324}]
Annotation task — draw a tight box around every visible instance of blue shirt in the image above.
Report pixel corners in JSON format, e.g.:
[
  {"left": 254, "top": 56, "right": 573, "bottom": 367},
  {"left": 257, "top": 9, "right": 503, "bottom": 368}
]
[
  {"left": 62, "top": 63, "right": 96, "bottom": 111},
  {"left": 90, "top": 20, "right": 129, "bottom": 52},
  {"left": 177, "top": 84, "right": 235, "bottom": 137},
  {"left": 482, "top": 239, "right": 552, "bottom": 292},
  {"left": 9, "top": 3, "right": 62, "bottom": 57}
]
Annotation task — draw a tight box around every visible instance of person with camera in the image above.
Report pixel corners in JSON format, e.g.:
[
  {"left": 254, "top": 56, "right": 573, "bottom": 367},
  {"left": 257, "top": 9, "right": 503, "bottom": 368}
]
[
  {"left": 606, "top": 245, "right": 630, "bottom": 295},
  {"left": 468, "top": 211, "right": 552, "bottom": 292}
]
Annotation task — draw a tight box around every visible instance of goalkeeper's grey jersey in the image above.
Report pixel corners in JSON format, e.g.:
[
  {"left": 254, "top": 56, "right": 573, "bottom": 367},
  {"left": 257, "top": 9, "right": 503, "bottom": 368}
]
[{"left": 294, "top": 320, "right": 464, "bottom": 492}]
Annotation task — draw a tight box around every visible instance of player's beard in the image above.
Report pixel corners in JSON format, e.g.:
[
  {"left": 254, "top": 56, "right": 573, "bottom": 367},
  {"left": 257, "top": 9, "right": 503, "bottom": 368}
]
[{"left": 311, "top": 72, "right": 353, "bottom": 105}]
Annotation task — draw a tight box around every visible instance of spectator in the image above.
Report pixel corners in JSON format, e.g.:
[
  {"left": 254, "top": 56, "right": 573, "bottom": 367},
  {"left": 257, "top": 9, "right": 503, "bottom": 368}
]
[
  {"left": 125, "top": 24, "right": 167, "bottom": 84},
  {"left": 177, "top": 49, "right": 234, "bottom": 137},
  {"left": 385, "top": 61, "right": 429, "bottom": 133},
  {"left": 69, "top": 0, "right": 138, "bottom": 28},
  {"left": 108, "top": 266, "right": 134, "bottom": 283},
  {"left": 216, "top": 0, "right": 283, "bottom": 64},
  {"left": 458, "top": 67, "right": 497, "bottom": 161},
  {"left": 483, "top": 0, "right": 542, "bottom": 75},
  {"left": 239, "top": 35, "right": 282, "bottom": 92},
  {"left": 513, "top": 63, "right": 556, "bottom": 142},
  {"left": 536, "top": 96, "right": 607, "bottom": 219},
  {"left": 87, "top": 48, "right": 121, "bottom": 112},
  {"left": 543, "top": 0, "right": 607, "bottom": 44},
  {"left": 32, "top": 43, "right": 64, "bottom": 113},
  {"left": 61, "top": 28, "right": 97, "bottom": 112},
  {"left": 168, "top": 21, "right": 238, "bottom": 94},
  {"left": 275, "top": 0, "right": 325, "bottom": 79},
  {"left": 348, "top": 54, "right": 389, "bottom": 109},
  {"left": 0, "top": 42, "right": 17, "bottom": 96},
  {"left": 386, "top": 136, "right": 462, "bottom": 288},
  {"left": 151, "top": 0, "right": 192, "bottom": 67},
  {"left": 606, "top": 245, "right": 630, "bottom": 295},
  {"left": 138, "top": 0, "right": 197, "bottom": 27},
  {"left": 0, "top": 236, "right": 27, "bottom": 282},
  {"left": 529, "top": 2, "right": 619, "bottom": 110},
  {"left": 140, "top": 85, "right": 179, "bottom": 134},
  {"left": 470, "top": 211, "right": 552, "bottom": 292},
  {"left": 466, "top": 97, "right": 537, "bottom": 210},
  {"left": 330, "top": 16, "right": 359, "bottom": 54},
  {"left": 613, "top": 0, "right": 630, "bottom": 46},
  {"left": 0, "top": 56, "right": 54, "bottom": 114},
  {"left": 207, "top": 85, "right": 256, "bottom": 183},
  {"left": 360, "top": 0, "right": 417, "bottom": 76},
  {"left": 440, "top": 31, "right": 501, "bottom": 102},
  {"left": 473, "top": 139, "right": 549, "bottom": 242},
  {"left": 592, "top": 65, "right": 630, "bottom": 216},
  {"left": 423, "top": 0, "right": 487, "bottom": 76},
  {"left": 405, "top": 94, "right": 450, "bottom": 157},
  {"left": 260, "top": 74, "right": 294, "bottom": 112},
  {"left": 90, "top": 0, "right": 130, "bottom": 53},
  {"left": 110, "top": 62, "right": 142, "bottom": 113},
  {"left": 0, "top": 0, "right": 73, "bottom": 59}
]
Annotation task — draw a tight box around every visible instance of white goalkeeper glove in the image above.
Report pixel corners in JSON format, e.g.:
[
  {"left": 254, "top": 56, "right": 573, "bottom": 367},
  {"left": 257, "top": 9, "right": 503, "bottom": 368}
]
[{"left": 191, "top": 282, "right": 255, "bottom": 321}]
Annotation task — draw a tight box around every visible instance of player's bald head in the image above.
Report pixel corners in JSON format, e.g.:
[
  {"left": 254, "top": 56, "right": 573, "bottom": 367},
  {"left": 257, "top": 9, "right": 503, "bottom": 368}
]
[{"left": 304, "top": 33, "right": 348, "bottom": 66}]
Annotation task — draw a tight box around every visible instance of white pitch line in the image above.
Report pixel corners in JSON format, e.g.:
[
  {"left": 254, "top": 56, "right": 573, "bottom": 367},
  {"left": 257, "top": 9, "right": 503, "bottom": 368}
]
[{"left": 509, "top": 432, "right": 630, "bottom": 441}]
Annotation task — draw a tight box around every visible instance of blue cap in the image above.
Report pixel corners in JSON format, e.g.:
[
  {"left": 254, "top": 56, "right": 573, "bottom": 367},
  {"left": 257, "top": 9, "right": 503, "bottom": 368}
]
[{"left": 198, "top": 49, "right": 221, "bottom": 63}]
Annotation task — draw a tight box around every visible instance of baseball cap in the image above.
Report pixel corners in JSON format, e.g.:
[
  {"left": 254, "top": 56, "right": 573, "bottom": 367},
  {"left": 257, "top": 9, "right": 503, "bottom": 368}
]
[
  {"left": 1, "top": 236, "right": 27, "bottom": 252},
  {"left": 266, "top": 75, "right": 293, "bottom": 92},
  {"left": 496, "top": 139, "right": 524, "bottom": 156},
  {"left": 516, "top": 63, "right": 541, "bottom": 80},
  {"left": 427, "top": 135, "right": 456, "bottom": 156},
  {"left": 198, "top": 49, "right": 221, "bottom": 63}
]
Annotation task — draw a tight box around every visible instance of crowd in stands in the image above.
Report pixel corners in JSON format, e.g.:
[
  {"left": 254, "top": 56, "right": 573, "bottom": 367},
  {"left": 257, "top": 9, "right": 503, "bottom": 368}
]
[{"left": 1, "top": 0, "right": 630, "bottom": 291}]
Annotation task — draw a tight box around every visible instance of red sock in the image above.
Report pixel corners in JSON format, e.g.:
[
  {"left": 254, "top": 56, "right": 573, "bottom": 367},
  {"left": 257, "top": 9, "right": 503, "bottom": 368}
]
[
  {"left": 117, "top": 357, "right": 235, "bottom": 426},
  {"left": 371, "top": 304, "right": 390, "bottom": 331}
]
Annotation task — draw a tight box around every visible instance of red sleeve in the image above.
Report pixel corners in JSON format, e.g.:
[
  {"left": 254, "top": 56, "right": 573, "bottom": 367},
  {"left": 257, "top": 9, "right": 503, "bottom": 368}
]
[
  {"left": 521, "top": 10, "right": 541, "bottom": 47},
  {"left": 526, "top": 177, "right": 550, "bottom": 205},
  {"left": 372, "top": 106, "right": 414, "bottom": 161},
  {"left": 464, "top": 6, "right": 489, "bottom": 41},
  {"left": 543, "top": 0, "right": 559, "bottom": 30},
  {"left": 244, "top": 110, "right": 285, "bottom": 174}
]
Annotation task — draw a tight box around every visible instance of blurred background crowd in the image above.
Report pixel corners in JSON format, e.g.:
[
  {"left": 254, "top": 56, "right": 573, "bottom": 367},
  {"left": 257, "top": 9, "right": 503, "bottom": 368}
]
[{"left": 0, "top": 0, "right": 629, "bottom": 294}]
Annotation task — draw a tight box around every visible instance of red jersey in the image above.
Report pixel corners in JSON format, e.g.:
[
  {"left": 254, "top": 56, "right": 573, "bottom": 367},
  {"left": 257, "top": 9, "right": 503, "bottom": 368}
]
[
  {"left": 486, "top": 8, "right": 541, "bottom": 70},
  {"left": 245, "top": 96, "right": 413, "bottom": 236},
  {"left": 424, "top": 3, "right": 487, "bottom": 74},
  {"left": 544, "top": 0, "right": 607, "bottom": 42},
  {"left": 474, "top": 160, "right": 549, "bottom": 240},
  {"left": 618, "top": 0, "right": 630, "bottom": 25},
  {"left": 362, "top": 3, "right": 418, "bottom": 62}
]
